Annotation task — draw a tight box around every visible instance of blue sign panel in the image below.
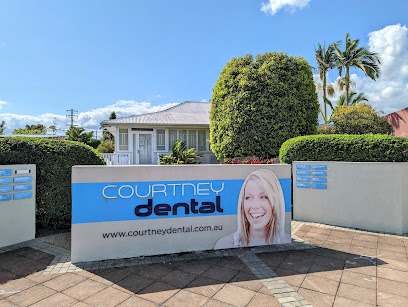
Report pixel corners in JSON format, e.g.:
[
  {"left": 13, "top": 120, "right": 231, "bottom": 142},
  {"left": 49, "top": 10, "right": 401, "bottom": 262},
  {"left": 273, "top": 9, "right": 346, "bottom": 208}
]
[
  {"left": 0, "top": 177, "right": 12, "bottom": 185},
  {"left": 312, "top": 184, "right": 327, "bottom": 189},
  {"left": 296, "top": 183, "right": 310, "bottom": 188},
  {"left": 312, "top": 165, "right": 327, "bottom": 170},
  {"left": 0, "top": 185, "right": 12, "bottom": 193},
  {"left": 13, "top": 192, "right": 32, "bottom": 200},
  {"left": 0, "top": 194, "right": 11, "bottom": 201},
  {"left": 296, "top": 176, "right": 310, "bottom": 182},
  {"left": 0, "top": 169, "right": 12, "bottom": 176},
  {"left": 311, "top": 171, "right": 326, "bottom": 176},
  {"left": 296, "top": 164, "right": 310, "bottom": 170},
  {"left": 312, "top": 177, "right": 327, "bottom": 183},
  {"left": 296, "top": 170, "right": 310, "bottom": 176},
  {"left": 72, "top": 178, "right": 292, "bottom": 224},
  {"left": 14, "top": 184, "right": 32, "bottom": 191},
  {"left": 14, "top": 176, "right": 32, "bottom": 183}
]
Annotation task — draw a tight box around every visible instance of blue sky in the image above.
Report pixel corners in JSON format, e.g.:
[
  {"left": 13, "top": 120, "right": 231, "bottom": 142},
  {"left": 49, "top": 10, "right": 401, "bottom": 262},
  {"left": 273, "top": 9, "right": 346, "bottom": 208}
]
[{"left": 0, "top": 0, "right": 407, "bottom": 134}]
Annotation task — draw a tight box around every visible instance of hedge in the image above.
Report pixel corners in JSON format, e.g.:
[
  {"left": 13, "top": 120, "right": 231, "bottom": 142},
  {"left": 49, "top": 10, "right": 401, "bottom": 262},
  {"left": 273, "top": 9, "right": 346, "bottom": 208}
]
[
  {"left": 279, "top": 134, "right": 408, "bottom": 164},
  {"left": 0, "top": 137, "right": 105, "bottom": 229}
]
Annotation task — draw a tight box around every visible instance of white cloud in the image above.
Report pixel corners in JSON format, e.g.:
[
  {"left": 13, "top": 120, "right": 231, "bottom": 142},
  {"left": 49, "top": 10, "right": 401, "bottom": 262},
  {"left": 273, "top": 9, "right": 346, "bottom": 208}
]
[
  {"left": 261, "top": 0, "right": 311, "bottom": 15},
  {"left": 0, "top": 101, "right": 7, "bottom": 110},
  {"left": 0, "top": 100, "right": 178, "bottom": 135}
]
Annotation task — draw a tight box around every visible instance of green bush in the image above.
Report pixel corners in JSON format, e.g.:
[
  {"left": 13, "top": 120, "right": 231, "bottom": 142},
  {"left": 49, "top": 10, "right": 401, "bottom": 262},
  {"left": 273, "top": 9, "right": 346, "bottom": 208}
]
[
  {"left": 0, "top": 137, "right": 105, "bottom": 229},
  {"left": 316, "top": 125, "right": 336, "bottom": 134},
  {"left": 279, "top": 134, "right": 408, "bottom": 164},
  {"left": 97, "top": 140, "right": 115, "bottom": 153},
  {"left": 210, "top": 52, "right": 319, "bottom": 159},
  {"left": 159, "top": 141, "right": 200, "bottom": 164},
  {"left": 331, "top": 103, "right": 393, "bottom": 135}
]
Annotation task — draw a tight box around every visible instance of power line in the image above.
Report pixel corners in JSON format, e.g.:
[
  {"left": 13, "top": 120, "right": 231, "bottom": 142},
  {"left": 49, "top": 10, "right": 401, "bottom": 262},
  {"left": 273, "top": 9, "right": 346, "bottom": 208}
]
[{"left": 66, "top": 109, "right": 78, "bottom": 128}]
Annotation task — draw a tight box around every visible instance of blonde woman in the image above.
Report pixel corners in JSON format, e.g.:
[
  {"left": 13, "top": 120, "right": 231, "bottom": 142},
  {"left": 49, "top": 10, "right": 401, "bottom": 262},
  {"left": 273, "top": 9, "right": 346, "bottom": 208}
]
[{"left": 214, "top": 169, "right": 286, "bottom": 248}]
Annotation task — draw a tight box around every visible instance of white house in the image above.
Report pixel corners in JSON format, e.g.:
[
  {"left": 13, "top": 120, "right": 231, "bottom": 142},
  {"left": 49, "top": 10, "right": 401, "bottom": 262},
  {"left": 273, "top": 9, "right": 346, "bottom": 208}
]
[{"left": 100, "top": 101, "right": 217, "bottom": 165}]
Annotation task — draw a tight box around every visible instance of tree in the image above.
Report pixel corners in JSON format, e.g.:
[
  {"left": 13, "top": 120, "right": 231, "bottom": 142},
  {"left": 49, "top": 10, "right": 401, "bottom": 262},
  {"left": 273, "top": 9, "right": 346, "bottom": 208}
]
[
  {"left": 210, "top": 52, "right": 319, "bottom": 159},
  {"left": 13, "top": 124, "right": 47, "bottom": 135},
  {"left": 109, "top": 111, "right": 116, "bottom": 120},
  {"left": 97, "top": 140, "right": 115, "bottom": 153},
  {"left": 48, "top": 125, "right": 58, "bottom": 135},
  {"left": 331, "top": 103, "right": 393, "bottom": 135},
  {"left": 337, "top": 91, "right": 369, "bottom": 107},
  {"left": 101, "top": 111, "right": 117, "bottom": 142},
  {"left": 315, "top": 42, "right": 338, "bottom": 120},
  {"left": 159, "top": 141, "right": 199, "bottom": 164},
  {"left": 65, "top": 127, "right": 94, "bottom": 143},
  {"left": 334, "top": 33, "right": 381, "bottom": 106},
  {"left": 0, "top": 121, "right": 5, "bottom": 134}
]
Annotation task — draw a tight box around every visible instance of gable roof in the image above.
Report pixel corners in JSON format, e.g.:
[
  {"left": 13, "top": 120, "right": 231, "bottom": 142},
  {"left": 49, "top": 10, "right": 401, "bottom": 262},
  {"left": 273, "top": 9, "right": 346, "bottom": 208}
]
[{"left": 101, "top": 101, "right": 210, "bottom": 126}]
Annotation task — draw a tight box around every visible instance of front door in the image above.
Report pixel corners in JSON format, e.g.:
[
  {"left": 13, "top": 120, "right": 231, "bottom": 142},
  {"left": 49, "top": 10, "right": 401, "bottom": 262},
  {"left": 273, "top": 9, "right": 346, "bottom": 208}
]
[{"left": 133, "top": 133, "right": 153, "bottom": 164}]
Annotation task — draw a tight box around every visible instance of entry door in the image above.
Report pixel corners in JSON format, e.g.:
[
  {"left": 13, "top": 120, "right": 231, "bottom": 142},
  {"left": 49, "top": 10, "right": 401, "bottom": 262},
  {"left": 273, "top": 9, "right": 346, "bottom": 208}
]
[{"left": 136, "top": 133, "right": 152, "bottom": 164}]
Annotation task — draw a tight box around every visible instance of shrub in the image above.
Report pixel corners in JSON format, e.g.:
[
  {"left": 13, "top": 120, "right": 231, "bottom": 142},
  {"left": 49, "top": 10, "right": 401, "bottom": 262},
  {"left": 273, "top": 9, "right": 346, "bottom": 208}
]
[
  {"left": 316, "top": 125, "right": 336, "bottom": 134},
  {"left": 159, "top": 141, "right": 200, "bottom": 164},
  {"left": 331, "top": 103, "right": 393, "bottom": 135},
  {"left": 210, "top": 52, "right": 319, "bottom": 160},
  {"left": 225, "top": 157, "right": 278, "bottom": 164},
  {"left": 97, "top": 140, "right": 115, "bottom": 153},
  {"left": 0, "top": 137, "right": 105, "bottom": 229},
  {"left": 279, "top": 134, "right": 408, "bottom": 164}
]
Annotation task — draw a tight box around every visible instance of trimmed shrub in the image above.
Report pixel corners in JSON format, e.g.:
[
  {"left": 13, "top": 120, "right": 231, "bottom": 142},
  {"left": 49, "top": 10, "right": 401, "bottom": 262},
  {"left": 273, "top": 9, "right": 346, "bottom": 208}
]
[
  {"left": 331, "top": 103, "right": 393, "bottom": 135},
  {"left": 279, "top": 134, "right": 408, "bottom": 164},
  {"left": 0, "top": 137, "right": 105, "bottom": 229},
  {"left": 210, "top": 52, "right": 319, "bottom": 160}
]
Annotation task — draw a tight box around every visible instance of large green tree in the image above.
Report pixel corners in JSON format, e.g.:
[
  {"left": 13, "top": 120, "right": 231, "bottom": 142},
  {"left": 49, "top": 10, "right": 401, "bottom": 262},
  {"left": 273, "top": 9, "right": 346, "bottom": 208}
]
[
  {"left": 210, "top": 52, "right": 319, "bottom": 159},
  {"left": 13, "top": 124, "right": 47, "bottom": 135},
  {"left": 315, "top": 42, "right": 338, "bottom": 120},
  {"left": 334, "top": 33, "right": 381, "bottom": 106}
]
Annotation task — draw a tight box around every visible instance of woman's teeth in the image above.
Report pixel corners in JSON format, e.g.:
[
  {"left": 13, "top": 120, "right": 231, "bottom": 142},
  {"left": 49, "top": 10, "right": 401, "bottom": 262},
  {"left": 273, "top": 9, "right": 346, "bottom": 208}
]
[{"left": 250, "top": 213, "right": 265, "bottom": 219}]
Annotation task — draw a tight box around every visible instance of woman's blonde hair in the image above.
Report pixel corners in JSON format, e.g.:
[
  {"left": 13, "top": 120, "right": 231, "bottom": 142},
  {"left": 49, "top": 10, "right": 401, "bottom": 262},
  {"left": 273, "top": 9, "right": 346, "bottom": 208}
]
[{"left": 236, "top": 169, "right": 285, "bottom": 246}]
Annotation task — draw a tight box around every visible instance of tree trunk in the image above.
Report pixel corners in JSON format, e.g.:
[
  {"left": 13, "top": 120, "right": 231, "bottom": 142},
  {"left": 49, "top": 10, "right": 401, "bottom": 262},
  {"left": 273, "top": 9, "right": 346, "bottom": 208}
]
[
  {"left": 345, "top": 67, "right": 350, "bottom": 106},
  {"left": 323, "top": 70, "right": 327, "bottom": 121}
]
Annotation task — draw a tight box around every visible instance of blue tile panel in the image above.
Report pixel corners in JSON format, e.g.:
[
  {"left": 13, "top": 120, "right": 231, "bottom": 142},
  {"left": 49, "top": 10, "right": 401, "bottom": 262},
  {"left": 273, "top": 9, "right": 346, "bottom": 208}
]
[
  {"left": 312, "top": 184, "right": 327, "bottom": 189},
  {"left": 14, "top": 184, "right": 32, "bottom": 191},
  {"left": 13, "top": 192, "right": 32, "bottom": 200},
  {"left": 0, "top": 177, "right": 12, "bottom": 185},
  {"left": 296, "top": 176, "right": 310, "bottom": 182},
  {"left": 296, "top": 170, "right": 310, "bottom": 176},
  {"left": 311, "top": 171, "right": 326, "bottom": 176},
  {"left": 296, "top": 164, "right": 310, "bottom": 170},
  {"left": 0, "top": 169, "right": 12, "bottom": 176},
  {"left": 0, "top": 194, "right": 11, "bottom": 201},
  {"left": 14, "top": 176, "right": 32, "bottom": 183},
  {"left": 296, "top": 183, "right": 310, "bottom": 188},
  {"left": 0, "top": 186, "right": 12, "bottom": 193},
  {"left": 312, "top": 165, "right": 327, "bottom": 170},
  {"left": 312, "top": 177, "right": 327, "bottom": 183}
]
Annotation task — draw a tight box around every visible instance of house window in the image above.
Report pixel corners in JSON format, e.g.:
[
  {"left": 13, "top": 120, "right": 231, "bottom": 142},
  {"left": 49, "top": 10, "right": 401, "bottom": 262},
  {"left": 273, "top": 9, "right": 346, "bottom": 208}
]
[
  {"left": 169, "top": 130, "right": 178, "bottom": 148},
  {"left": 179, "top": 130, "right": 187, "bottom": 143},
  {"left": 118, "top": 129, "right": 128, "bottom": 150},
  {"left": 156, "top": 129, "right": 165, "bottom": 151},
  {"left": 198, "top": 130, "right": 206, "bottom": 151},
  {"left": 188, "top": 130, "right": 197, "bottom": 149}
]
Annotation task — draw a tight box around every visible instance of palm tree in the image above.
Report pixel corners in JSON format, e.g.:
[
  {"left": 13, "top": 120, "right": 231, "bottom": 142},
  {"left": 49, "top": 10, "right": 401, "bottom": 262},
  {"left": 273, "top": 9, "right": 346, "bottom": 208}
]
[
  {"left": 334, "top": 33, "right": 381, "bottom": 106},
  {"left": 337, "top": 91, "right": 369, "bottom": 106},
  {"left": 315, "top": 42, "right": 338, "bottom": 120}
]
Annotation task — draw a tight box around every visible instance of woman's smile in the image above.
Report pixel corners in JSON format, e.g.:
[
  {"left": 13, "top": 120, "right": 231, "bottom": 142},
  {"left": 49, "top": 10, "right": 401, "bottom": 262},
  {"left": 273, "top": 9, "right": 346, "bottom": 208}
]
[{"left": 244, "top": 178, "right": 272, "bottom": 229}]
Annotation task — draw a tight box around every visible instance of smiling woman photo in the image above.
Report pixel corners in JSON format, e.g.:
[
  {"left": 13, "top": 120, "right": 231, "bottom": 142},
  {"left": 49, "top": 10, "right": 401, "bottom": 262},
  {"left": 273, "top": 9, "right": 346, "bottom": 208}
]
[{"left": 214, "top": 169, "right": 286, "bottom": 249}]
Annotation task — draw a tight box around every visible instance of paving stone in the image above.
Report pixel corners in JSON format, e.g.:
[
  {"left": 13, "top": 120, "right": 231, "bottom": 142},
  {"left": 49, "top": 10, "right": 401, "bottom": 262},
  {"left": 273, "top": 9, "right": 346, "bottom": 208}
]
[
  {"left": 229, "top": 271, "right": 263, "bottom": 292},
  {"left": 378, "top": 243, "right": 407, "bottom": 254},
  {"left": 300, "top": 275, "right": 339, "bottom": 296},
  {"left": 163, "top": 289, "right": 209, "bottom": 307},
  {"left": 377, "top": 249, "right": 408, "bottom": 262},
  {"left": 275, "top": 268, "right": 306, "bottom": 287},
  {"left": 377, "top": 291, "right": 408, "bottom": 306},
  {"left": 213, "top": 284, "right": 256, "bottom": 306},
  {"left": 377, "top": 277, "right": 408, "bottom": 298},
  {"left": 6, "top": 284, "right": 57, "bottom": 306},
  {"left": 177, "top": 260, "right": 213, "bottom": 275},
  {"left": 160, "top": 269, "right": 197, "bottom": 288},
  {"left": 341, "top": 270, "right": 377, "bottom": 290},
  {"left": 278, "top": 258, "right": 314, "bottom": 274},
  {"left": 378, "top": 236, "right": 405, "bottom": 246},
  {"left": 113, "top": 273, "right": 155, "bottom": 294},
  {"left": 333, "top": 296, "right": 375, "bottom": 307},
  {"left": 137, "top": 263, "right": 173, "bottom": 280},
  {"left": 117, "top": 295, "right": 159, "bottom": 307},
  {"left": 336, "top": 283, "right": 376, "bottom": 305},
  {"left": 307, "top": 263, "right": 342, "bottom": 282},
  {"left": 30, "top": 292, "right": 79, "bottom": 307},
  {"left": 378, "top": 257, "right": 408, "bottom": 272},
  {"left": 62, "top": 278, "right": 108, "bottom": 301},
  {"left": 0, "top": 276, "right": 37, "bottom": 295},
  {"left": 83, "top": 286, "right": 131, "bottom": 306},
  {"left": 202, "top": 266, "right": 238, "bottom": 283},
  {"left": 42, "top": 272, "right": 87, "bottom": 291},
  {"left": 297, "top": 288, "right": 334, "bottom": 307},
  {"left": 378, "top": 267, "right": 408, "bottom": 283},
  {"left": 185, "top": 276, "right": 225, "bottom": 297},
  {"left": 136, "top": 281, "right": 179, "bottom": 304},
  {"left": 202, "top": 298, "right": 234, "bottom": 307}
]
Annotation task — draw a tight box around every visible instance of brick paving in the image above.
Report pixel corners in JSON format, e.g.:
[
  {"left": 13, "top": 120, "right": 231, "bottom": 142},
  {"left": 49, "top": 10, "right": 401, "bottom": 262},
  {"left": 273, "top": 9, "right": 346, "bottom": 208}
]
[{"left": 0, "top": 221, "right": 407, "bottom": 306}]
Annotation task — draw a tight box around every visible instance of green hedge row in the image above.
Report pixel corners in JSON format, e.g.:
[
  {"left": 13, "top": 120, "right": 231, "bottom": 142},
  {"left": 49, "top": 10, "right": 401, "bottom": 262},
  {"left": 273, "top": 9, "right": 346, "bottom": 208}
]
[
  {"left": 279, "top": 134, "right": 408, "bottom": 164},
  {"left": 0, "top": 137, "right": 105, "bottom": 229}
]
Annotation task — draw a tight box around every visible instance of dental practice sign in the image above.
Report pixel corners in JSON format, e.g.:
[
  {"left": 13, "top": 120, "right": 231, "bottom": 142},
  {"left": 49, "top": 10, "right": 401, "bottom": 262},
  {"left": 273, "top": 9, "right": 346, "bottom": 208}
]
[{"left": 71, "top": 165, "right": 292, "bottom": 262}]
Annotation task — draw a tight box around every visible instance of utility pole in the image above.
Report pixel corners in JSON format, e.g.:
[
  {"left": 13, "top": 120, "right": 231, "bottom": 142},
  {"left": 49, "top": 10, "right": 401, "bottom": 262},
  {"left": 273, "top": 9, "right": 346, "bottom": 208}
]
[
  {"left": 66, "top": 109, "right": 78, "bottom": 128},
  {"left": 95, "top": 129, "right": 98, "bottom": 140}
]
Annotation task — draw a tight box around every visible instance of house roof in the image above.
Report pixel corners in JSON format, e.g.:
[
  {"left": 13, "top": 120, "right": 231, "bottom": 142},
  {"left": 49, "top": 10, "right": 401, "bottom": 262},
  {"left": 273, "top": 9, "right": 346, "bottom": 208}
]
[{"left": 101, "top": 101, "right": 211, "bottom": 127}]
